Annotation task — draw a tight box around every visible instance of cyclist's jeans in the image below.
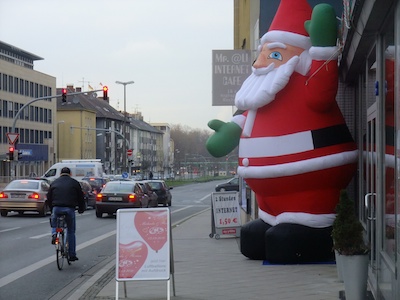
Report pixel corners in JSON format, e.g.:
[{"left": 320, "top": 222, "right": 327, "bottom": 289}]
[{"left": 51, "top": 207, "right": 76, "bottom": 257}]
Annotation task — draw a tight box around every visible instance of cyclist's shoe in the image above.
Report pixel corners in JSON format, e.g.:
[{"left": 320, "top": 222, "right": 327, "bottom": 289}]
[
  {"left": 69, "top": 256, "right": 79, "bottom": 261},
  {"left": 51, "top": 234, "right": 57, "bottom": 245}
]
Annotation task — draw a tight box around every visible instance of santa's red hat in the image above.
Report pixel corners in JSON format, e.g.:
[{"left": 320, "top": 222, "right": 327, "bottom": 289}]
[{"left": 260, "top": 0, "right": 312, "bottom": 50}]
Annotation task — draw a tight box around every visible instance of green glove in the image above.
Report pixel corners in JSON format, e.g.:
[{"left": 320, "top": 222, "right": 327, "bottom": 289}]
[
  {"left": 304, "top": 4, "right": 338, "bottom": 47},
  {"left": 206, "top": 120, "right": 242, "bottom": 158}
]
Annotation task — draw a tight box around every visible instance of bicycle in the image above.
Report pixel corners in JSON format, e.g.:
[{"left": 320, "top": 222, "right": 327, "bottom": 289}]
[{"left": 54, "top": 214, "right": 71, "bottom": 270}]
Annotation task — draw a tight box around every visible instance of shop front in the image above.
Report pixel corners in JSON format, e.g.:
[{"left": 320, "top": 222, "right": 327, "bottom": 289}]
[{"left": 342, "top": 1, "right": 400, "bottom": 298}]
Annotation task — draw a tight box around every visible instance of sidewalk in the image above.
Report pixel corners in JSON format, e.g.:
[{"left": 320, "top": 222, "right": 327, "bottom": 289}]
[{"left": 72, "top": 209, "right": 345, "bottom": 300}]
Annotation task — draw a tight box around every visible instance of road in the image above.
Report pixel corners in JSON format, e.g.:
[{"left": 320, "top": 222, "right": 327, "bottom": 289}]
[{"left": 0, "top": 179, "right": 227, "bottom": 300}]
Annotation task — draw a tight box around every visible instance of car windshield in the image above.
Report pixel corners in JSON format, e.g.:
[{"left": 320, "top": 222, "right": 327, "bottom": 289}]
[
  {"left": 230, "top": 178, "right": 239, "bottom": 184},
  {"left": 83, "top": 178, "right": 103, "bottom": 186},
  {"left": 147, "top": 182, "right": 162, "bottom": 190},
  {"left": 6, "top": 180, "right": 39, "bottom": 190},
  {"left": 102, "top": 182, "right": 134, "bottom": 193}
]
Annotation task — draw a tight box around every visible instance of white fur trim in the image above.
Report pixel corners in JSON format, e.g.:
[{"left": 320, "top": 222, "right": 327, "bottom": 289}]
[
  {"left": 308, "top": 46, "right": 339, "bottom": 61},
  {"left": 258, "top": 208, "right": 336, "bottom": 227},
  {"left": 237, "top": 150, "right": 358, "bottom": 179},
  {"left": 231, "top": 114, "right": 246, "bottom": 129},
  {"left": 239, "top": 130, "right": 314, "bottom": 157},
  {"left": 261, "top": 30, "right": 311, "bottom": 50}
]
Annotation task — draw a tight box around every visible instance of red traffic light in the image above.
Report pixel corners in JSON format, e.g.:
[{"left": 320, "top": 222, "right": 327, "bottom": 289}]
[
  {"left": 103, "top": 86, "right": 108, "bottom": 100},
  {"left": 8, "top": 146, "right": 15, "bottom": 160},
  {"left": 61, "top": 88, "right": 67, "bottom": 102}
]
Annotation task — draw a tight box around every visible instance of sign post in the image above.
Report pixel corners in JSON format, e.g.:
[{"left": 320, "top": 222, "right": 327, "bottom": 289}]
[{"left": 210, "top": 192, "right": 242, "bottom": 239}]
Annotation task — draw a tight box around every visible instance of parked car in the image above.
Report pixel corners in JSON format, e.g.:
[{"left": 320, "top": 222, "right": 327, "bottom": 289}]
[
  {"left": 0, "top": 179, "right": 50, "bottom": 217},
  {"left": 215, "top": 177, "right": 242, "bottom": 192},
  {"left": 81, "top": 176, "right": 108, "bottom": 194},
  {"left": 78, "top": 179, "right": 96, "bottom": 209},
  {"left": 138, "top": 181, "right": 158, "bottom": 207},
  {"left": 95, "top": 181, "right": 149, "bottom": 218},
  {"left": 146, "top": 180, "right": 173, "bottom": 206}
]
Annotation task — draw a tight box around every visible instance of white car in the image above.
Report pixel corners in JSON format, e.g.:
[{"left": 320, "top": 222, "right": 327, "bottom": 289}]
[{"left": 0, "top": 179, "right": 50, "bottom": 217}]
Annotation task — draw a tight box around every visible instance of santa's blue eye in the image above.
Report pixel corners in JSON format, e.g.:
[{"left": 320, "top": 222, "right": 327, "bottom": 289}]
[{"left": 268, "top": 51, "right": 282, "bottom": 61}]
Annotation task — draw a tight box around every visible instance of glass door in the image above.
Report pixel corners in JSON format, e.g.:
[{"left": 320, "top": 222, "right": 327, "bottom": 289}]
[{"left": 365, "top": 103, "right": 378, "bottom": 294}]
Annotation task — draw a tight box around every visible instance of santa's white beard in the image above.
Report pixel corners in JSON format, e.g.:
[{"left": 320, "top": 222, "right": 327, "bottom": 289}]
[{"left": 235, "top": 55, "right": 305, "bottom": 111}]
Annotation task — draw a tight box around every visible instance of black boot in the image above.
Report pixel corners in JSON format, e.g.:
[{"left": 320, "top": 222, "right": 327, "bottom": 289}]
[
  {"left": 240, "top": 219, "right": 271, "bottom": 260},
  {"left": 264, "top": 223, "right": 334, "bottom": 264}
]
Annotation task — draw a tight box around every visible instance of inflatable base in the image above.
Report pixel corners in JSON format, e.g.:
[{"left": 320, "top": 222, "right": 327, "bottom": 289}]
[{"left": 240, "top": 219, "right": 334, "bottom": 263}]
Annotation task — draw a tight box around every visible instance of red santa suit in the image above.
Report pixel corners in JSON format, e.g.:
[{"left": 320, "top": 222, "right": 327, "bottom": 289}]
[{"left": 233, "top": 0, "right": 358, "bottom": 229}]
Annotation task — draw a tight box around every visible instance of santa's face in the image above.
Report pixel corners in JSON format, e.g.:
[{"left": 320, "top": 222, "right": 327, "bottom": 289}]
[
  {"left": 235, "top": 42, "right": 308, "bottom": 111},
  {"left": 254, "top": 42, "right": 304, "bottom": 69}
]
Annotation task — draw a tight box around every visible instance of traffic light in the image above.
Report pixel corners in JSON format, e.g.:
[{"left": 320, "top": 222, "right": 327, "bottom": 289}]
[
  {"left": 103, "top": 86, "right": 108, "bottom": 100},
  {"left": 8, "top": 146, "right": 15, "bottom": 161},
  {"left": 62, "top": 88, "right": 67, "bottom": 103},
  {"left": 18, "top": 150, "right": 23, "bottom": 161}
]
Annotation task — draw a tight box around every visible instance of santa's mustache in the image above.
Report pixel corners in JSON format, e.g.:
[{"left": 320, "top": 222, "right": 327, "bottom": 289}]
[{"left": 235, "top": 56, "right": 300, "bottom": 111}]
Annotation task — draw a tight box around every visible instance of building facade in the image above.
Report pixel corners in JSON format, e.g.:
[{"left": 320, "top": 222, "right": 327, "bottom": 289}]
[
  {"left": 0, "top": 41, "right": 56, "bottom": 180},
  {"left": 234, "top": 0, "right": 400, "bottom": 298}
]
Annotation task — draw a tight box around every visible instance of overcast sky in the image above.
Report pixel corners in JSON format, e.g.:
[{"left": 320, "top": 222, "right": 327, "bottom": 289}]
[{"left": 0, "top": 0, "right": 234, "bottom": 130}]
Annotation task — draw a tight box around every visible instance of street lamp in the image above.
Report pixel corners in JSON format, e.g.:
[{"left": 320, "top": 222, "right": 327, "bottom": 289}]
[{"left": 115, "top": 80, "right": 134, "bottom": 174}]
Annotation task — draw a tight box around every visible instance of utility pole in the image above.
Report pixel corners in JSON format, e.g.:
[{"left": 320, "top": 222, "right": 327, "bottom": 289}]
[{"left": 115, "top": 81, "right": 134, "bottom": 174}]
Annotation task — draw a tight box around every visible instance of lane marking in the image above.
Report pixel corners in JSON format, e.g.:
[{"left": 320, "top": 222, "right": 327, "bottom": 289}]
[
  {"left": 30, "top": 233, "right": 51, "bottom": 239},
  {"left": 170, "top": 206, "right": 193, "bottom": 213},
  {"left": 0, "top": 230, "right": 116, "bottom": 288},
  {"left": 196, "top": 193, "right": 212, "bottom": 203},
  {"left": 0, "top": 227, "right": 21, "bottom": 233}
]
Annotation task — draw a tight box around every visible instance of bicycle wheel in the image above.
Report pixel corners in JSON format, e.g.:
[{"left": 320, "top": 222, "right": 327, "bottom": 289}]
[{"left": 56, "top": 232, "right": 65, "bottom": 270}]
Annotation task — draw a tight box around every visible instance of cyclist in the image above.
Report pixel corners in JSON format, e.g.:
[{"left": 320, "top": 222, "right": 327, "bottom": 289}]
[{"left": 47, "top": 167, "right": 85, "bottom": 261}]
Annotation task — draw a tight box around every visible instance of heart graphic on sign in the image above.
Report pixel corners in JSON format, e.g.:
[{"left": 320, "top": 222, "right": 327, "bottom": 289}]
[
  {"left": 134, "top": 211, "right": 168, "bottom": 252},
  {"left": 118, "top": 241, "right": 148, "bottom": 278}
]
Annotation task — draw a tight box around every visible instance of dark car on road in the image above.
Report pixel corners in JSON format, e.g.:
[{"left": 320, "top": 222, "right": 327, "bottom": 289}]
[
  {"left": 215, "top": 177, "right": 243, "bottom": 192},
  {"left": 95, "top": 181, "right": 149, "bottom": 218},
  {"left": 147, "top": 180, "right": 173, "bottom": 206},
  {"left": 138, "top": 181, "right": 158, "bottom": 207},
  {"left": 81, "top": 176, "right": 108, "bottom": 193},
  {"left": 0, "top": 179, "right": 50, "bottom": 217}
]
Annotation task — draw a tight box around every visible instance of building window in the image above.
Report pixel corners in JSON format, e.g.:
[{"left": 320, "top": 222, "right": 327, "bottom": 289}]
[
  {"left": 2, "top": 100, "right": 7, "bottom": 118},
  {"left": 19, "top": 78, "right": 24, "bottom": 95},
  {"left": 14, "top": 77, "right": 18, "bottom": 94},
  {"left": 13, "top": 102, "right": 19, "bottom": 119},
  {"left": 34, "top": 106, "right": 38, "bottom": 122},
  {"left": 8, "top": 75, "right": 13, "bottom": 93},
  {"left": 25, "top": 80, "right": 29, "bottom": 96},
  {"left": 30, "top": 82, "right": 34, "bottom": 97},
  {"left": 3, "top": 74, "right": 7, "bottom": 91},
  {"left": 25, "top": 128, "right": 29, "bottom": 143},
  {"left": 30, "top": 106, "right": 34, "bottom": 121},
  {"left": 19, "top": 103, "right": 24, "bottom": 120},
  {"left": 8, "top": 101, "right": 13, "bottom": 118}
]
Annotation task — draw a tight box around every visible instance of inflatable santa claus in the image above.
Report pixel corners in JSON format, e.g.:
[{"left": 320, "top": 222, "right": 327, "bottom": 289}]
[{"left": 206, "top": 0, "right": 358, "bottom": 263}]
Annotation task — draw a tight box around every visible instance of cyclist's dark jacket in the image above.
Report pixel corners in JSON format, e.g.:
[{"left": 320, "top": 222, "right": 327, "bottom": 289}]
[{"left": 47, "top": 174, "right": 85, "bottom": 211}]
